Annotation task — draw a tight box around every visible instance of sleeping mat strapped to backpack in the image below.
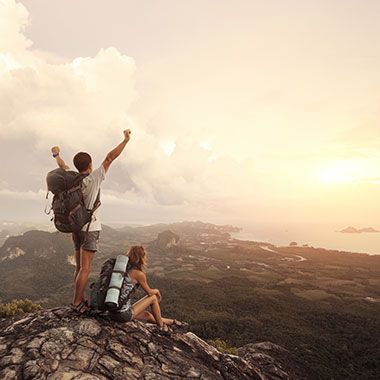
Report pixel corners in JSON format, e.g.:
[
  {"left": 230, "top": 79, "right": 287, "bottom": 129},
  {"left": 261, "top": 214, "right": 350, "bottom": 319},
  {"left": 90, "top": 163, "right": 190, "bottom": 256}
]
[{"left": 90, "top": 255, "right": 129, "bottom": 312}]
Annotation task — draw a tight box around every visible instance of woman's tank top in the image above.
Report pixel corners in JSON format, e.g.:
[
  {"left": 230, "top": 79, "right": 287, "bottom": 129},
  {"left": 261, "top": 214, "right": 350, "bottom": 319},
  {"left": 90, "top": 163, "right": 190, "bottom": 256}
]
[{"left": 118, "top": 265, "right": 140, "bottom": 313}]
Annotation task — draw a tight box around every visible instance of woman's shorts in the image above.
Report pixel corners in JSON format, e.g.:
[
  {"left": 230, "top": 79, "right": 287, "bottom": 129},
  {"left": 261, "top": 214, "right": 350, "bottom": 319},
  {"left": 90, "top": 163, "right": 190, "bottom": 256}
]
[{"left": 109, "top": 307, "right": 134, "bottom": 322}]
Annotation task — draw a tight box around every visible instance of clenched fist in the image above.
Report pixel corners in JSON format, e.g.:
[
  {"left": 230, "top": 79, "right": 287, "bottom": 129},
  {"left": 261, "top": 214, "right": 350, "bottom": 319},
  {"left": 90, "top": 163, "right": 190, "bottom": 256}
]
[
  {"left": 51, "top": 146, "right": 60, "bottom": 154},
  {"left": 123, "top": 129, "right": 131, "bottom": 142}
]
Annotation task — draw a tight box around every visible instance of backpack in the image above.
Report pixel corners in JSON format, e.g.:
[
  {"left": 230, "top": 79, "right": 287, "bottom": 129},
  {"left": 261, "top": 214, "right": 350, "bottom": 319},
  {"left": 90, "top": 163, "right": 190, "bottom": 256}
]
[
  {"left": 89, "top": 255, "right": 129, "bottom": 312},
  {"left": 45, "top": 168, "right": 100, "bottom": 233},
  {"left": 89, "top": 258, "right": 116, "bottom": 312}
]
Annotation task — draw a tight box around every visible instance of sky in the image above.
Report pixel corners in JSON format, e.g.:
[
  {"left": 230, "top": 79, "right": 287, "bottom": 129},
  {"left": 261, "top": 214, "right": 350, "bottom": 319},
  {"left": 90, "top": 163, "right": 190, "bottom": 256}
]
[{"left": 1, "top": 0, "right": 380, "bottom": 229}]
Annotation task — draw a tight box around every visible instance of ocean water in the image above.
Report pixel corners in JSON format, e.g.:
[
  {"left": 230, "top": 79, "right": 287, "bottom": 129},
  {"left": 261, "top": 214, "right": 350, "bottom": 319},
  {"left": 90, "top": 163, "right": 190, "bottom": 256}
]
[{"left": 231, "top": 222, "right": 380, "bottom": 255}]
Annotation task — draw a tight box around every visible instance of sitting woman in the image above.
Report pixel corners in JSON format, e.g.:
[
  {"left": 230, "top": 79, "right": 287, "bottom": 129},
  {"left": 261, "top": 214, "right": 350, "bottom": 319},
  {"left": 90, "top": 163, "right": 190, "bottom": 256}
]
[{"left": 109, "top": 245, "right": 187, "bottom": 335}]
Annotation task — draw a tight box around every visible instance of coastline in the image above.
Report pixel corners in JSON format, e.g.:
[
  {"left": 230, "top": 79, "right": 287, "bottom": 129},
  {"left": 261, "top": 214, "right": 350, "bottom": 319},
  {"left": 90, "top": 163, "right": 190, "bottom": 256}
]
[{"left": 230, "top": 226, "right": 380, "bottom": 256}]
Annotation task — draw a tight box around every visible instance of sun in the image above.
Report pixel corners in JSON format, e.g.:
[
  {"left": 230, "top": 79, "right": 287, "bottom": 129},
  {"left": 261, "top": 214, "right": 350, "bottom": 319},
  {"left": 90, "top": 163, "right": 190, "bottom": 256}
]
[{"left": 317, "top": 160, "right": 360, "bottom": 185}]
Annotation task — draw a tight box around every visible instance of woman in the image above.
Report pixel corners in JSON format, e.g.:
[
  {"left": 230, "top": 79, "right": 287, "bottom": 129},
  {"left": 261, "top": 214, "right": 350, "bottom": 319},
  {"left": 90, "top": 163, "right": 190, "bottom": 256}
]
[{"left": 109, "top": 245, "right": 187, "bottom": 335}]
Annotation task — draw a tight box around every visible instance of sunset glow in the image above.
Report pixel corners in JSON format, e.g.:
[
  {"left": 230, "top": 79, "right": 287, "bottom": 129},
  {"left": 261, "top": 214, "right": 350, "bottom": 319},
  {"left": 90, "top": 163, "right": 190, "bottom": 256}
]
[
  {"left": 317, "top": 161, "right": 360, "bottom": 185},
  {"left": 0, "top": 0, "right": 379, "bottom": 227}
]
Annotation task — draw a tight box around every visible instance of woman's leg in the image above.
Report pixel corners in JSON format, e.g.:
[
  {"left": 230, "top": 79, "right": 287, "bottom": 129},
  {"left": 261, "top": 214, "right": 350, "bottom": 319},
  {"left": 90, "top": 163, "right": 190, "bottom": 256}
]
[
  {"left": 134, "top": 310, "right": 155, "bottom": 323},
  {"left": 134, "top": 310, "right": 178, "bottom": 326},
  {"left": 133, "top": 298, "right": 184, "bottom": 327},
  {"left": 132, "top": 295, "right": 165, "bottom": 328}
]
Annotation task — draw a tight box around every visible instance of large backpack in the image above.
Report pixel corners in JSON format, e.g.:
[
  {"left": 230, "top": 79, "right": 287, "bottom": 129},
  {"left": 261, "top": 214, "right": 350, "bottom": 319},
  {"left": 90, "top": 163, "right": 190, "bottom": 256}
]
[
  {"left": 89, "top": 258, "right": 116, "bottom": 312},
  {"left": 46, "top": 168, "right": 100, "bottom": 233},
  {"left": 89, "top": 255, "right": 129, "bottom": 312}
]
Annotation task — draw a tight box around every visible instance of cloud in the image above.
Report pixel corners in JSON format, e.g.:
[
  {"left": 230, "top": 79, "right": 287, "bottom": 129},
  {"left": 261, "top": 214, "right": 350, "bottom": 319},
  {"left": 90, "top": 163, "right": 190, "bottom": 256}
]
[
  {"left": 0, "top": 0, "right": 31, "bottom": 55},
  {"left": 0, "top": 188, "right": 46, "bottom": 200},
  {"left": 0, "top": 47, "right": 137, "bottom": 152},
  {"left": 334, "top": 124, "right": 380, "bottom": 156},
  {"left": 0, "top": 0, "right": 260, "bottom": 223}
]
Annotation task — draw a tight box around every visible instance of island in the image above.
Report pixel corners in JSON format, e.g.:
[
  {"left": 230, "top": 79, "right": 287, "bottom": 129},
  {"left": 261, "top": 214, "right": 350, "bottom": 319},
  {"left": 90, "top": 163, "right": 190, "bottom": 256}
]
[{"left": 338, "top": 226, "right": 379, "bottom": 234}]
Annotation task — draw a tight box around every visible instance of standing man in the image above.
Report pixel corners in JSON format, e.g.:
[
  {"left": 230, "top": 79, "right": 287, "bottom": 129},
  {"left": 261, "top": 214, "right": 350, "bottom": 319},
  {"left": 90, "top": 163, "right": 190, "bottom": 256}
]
[{"left": 51, "top": 129, "right": 131, "bottom": 314}]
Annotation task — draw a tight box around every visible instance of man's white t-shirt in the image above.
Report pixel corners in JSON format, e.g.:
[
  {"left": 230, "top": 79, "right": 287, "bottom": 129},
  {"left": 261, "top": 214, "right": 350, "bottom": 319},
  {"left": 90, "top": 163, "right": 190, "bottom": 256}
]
[{"left": 81, "top": 165, "right": 105, "bottom": 232}]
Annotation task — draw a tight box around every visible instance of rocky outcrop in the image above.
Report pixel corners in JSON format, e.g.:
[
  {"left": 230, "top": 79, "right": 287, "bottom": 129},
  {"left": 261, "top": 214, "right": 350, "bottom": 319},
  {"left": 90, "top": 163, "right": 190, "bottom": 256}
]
[
  {"left": 239, "top": 342, "right": 320, "bottom": 380},
  {"left": 155, "top": 230, "right": 180, "bottom": 250},
  {"left": 0, "top": 308, "right": 319, "bottom": 380}
]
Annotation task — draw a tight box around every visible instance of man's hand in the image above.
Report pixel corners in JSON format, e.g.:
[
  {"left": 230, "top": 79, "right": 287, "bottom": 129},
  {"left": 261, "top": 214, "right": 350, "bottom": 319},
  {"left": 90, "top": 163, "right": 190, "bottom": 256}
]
[
  {"left": 51, "top": 146, "right": 60, "bottom": 154},
  {"left": 51, "top": 146, "right": 70, "bottom": 169},
  {"left": 123, "top": 129, "right": 131, "bottom": 142}
]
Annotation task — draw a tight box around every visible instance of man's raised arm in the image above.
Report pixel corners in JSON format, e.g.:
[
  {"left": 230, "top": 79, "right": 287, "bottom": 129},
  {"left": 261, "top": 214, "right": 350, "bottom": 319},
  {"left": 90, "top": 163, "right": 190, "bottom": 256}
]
[
  {"left": 51, "top": 146, "right": 70, "bottom": 170},
  {"left": 102, "top": 129, "right": 131, "bottom": 173}
]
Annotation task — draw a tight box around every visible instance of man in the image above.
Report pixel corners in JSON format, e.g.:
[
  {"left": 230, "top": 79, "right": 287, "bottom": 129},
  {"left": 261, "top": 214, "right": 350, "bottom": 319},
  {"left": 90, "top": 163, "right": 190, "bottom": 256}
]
[{"left": 51, "top": 129, "right": 131, "bottom": 314}]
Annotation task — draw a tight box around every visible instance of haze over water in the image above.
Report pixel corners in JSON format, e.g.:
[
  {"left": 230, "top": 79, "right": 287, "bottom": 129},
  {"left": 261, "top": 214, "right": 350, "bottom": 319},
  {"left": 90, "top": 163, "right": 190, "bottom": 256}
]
[
  {"left": 1, "top": 1, "right": 380, "bottom": 242},
  {"left": 232, "top": 222, "right": 380, "bottom": 256}
]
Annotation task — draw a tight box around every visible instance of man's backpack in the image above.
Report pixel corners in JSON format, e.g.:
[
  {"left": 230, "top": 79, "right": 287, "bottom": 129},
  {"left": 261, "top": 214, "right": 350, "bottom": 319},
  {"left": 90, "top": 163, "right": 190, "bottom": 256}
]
[
  {"left": 46, "top": 168, "right": 100, "bottom": 233},
  {"left": 89, "top": 255, "right": 129, "bottom": 312}
]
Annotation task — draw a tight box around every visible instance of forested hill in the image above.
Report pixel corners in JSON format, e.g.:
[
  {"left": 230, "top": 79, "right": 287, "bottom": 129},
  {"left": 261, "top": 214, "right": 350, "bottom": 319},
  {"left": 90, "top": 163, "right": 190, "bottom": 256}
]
[
  {"left": 0, "top": 223, "right": 380, "bottom": 379},
  {"left": 0, "top": 230, "right": 74, "bottom": 302}
]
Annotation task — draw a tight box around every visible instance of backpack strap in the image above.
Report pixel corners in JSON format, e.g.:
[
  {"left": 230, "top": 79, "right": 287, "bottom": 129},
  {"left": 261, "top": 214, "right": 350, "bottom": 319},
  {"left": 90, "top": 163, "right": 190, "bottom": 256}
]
[
  {"left": 85, "top": 189, "right": 101, "bottom": 233},
  {"left": 68, "top": 184, "right": 82, "bottom": 193},
  {"left": 92, "top": 189, "right": 101, "bottom": 212},
  {"left": 128, "top": 266, "right": 141, "bottom": 271}
]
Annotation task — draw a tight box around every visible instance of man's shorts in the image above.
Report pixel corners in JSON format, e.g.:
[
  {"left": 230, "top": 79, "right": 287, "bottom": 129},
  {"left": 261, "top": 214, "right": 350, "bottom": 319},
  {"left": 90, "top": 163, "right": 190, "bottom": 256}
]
[{"left": 72, "top": 231, "right": 100, "bottom": 252}]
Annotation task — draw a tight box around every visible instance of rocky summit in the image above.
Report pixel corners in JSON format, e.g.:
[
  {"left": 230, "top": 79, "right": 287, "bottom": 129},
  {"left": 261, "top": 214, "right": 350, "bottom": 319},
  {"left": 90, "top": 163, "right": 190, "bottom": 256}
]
[{"left": 0, "top": 308, "right": 319, "bottom": 380}]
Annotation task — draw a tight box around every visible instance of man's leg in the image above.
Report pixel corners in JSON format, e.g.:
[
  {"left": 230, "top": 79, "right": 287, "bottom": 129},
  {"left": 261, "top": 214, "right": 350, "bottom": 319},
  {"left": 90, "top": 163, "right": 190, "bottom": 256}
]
[
  {"left": 74, "top": 249, "right": 81, "bottom": 283},
  {"left": 72, "top": 231, "right": 99, "bottom": 306},
  {"left": 71, "top": 233, "right": 81, "bottom": 283},
  {"left": 72, "top": 249, "right": 94, "bottom": 306}
]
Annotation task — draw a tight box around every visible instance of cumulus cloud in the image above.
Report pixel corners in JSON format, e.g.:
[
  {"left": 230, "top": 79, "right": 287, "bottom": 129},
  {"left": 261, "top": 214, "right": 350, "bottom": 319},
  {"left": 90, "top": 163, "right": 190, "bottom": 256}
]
[
  {"left": 0, "top": 0, "right": 260, "bottom": 223},
  {"left": 0, "top": 0, "right": 31, "bottom": 55},
  {"left": 0, "top": 39, "right": 136, "bottom": 151}
]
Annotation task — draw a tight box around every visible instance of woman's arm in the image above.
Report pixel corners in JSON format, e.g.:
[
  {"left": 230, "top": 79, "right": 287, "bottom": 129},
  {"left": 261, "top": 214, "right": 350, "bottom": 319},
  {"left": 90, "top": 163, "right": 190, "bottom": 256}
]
[{"left": 135, "top": 271, "right": 162, "bottom": 301}]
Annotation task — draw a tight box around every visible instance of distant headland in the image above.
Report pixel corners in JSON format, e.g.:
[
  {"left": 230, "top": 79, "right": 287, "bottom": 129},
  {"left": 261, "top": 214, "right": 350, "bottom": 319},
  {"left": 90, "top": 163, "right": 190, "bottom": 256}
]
[{"left": 338, "top": 226, "right": 379, "bottom": 234}]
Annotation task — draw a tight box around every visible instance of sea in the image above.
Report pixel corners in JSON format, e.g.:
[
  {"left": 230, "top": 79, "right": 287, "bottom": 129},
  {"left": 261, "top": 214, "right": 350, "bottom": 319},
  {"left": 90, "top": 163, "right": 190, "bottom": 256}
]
[{"left": 230, "top": 222, "right": 380, "bottom": 256}]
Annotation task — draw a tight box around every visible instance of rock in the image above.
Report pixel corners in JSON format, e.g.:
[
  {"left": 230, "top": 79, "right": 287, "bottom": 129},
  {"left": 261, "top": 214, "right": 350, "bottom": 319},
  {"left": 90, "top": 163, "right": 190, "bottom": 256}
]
[
  {"left": 155, "top": 230, "right": 180, "bottom": 249},
  {"left": 0, "top": 347, "right": 24, "bottom": 366},
  {"left": 76, "top": 319, "right": 101, "bottom": 337},
  {"left": 24, "top": 360, "right": 40, "bottom": 379},
  {"left": 0, "top": 366, "right": 19, "bottom": 380},
  {"left": 0, "top": 308, "right": 318, "bottom": 380},
  {"left": 239, "top": 342, "right": 320, "bottom": 380}
]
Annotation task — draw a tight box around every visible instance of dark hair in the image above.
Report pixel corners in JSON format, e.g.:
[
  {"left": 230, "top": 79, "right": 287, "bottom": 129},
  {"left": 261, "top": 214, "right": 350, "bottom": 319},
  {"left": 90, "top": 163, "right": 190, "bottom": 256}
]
[
  {"left": 73, "top": 152, "right": 92, "bottom": 172},
  {"left": 127, "top": 246, "right": 146, "bottom": 272}
]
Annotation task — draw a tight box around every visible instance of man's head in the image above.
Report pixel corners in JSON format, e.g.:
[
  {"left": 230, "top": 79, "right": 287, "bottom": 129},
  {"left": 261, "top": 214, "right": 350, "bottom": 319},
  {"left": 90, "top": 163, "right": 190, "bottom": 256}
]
[{"left": 73, "top": 152, "right": 92, "bottom": 173}]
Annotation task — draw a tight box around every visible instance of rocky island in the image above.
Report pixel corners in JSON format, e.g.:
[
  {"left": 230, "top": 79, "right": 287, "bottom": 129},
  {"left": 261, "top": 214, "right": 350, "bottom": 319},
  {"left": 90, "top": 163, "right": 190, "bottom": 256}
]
[{"left": 338, "top": 226, "right": 379, "bottom": 233}]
